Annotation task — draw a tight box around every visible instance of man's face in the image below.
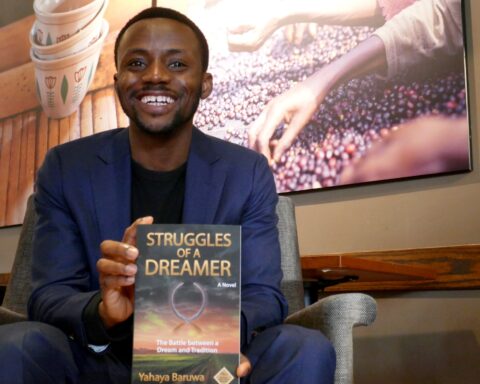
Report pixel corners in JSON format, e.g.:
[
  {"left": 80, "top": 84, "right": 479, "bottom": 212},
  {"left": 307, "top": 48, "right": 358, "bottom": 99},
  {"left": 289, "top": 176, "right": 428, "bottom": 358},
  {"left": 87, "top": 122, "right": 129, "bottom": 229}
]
[{"left": 114, "top": 18, "right": 212, "bottom": 136}]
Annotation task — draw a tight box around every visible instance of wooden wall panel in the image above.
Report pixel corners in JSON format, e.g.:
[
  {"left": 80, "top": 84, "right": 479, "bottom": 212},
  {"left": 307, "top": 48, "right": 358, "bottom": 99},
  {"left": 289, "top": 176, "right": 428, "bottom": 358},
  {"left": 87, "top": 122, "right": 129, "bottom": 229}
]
[
  {"left": 48, "top": 118, "right": 59, "bottom": 150},
  {"left": 17, "top": 111, "right": 36, "bottom": 222},
  {"left": 93, "top": 88, "right": 111, "bottom": 133},
  {"left": 18, "top": 115, "right": 29, "bottom": 203},
  {"left": 80, "top": 94, "right": 94, "bottom": 137},
  {"left": 36, "top": 111, "right": 49, "bottom": 174},
  {"left": 114, "top": 91, "right": 129, "bottom": 128},
  {"left": 104, "top": 87, "right": 119, "bottom": 130},
  {"left": 0, "top": 84, "right": 124, "bottom": 226},
  {"left": 5, "top": 116, "right": 23, "bottom": 224},
  {"left": 69, "top": 110, "right": 81, "bottom": 142},
  {"left": 23, "top": 112, "right": 36, "bottom": 186},
  {"left": 59, "top": 116, "right": 70, "bottom": 145},
  {"left": 0, "top": 119, "right": 11, "bottom": 226}
]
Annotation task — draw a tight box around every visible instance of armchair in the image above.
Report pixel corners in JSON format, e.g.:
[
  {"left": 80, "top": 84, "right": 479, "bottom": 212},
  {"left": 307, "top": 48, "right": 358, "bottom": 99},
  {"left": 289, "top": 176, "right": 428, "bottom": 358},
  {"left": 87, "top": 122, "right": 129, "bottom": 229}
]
[
  {"left": 0, "top": 195, "right": 377, "bottom": 384},
  {"left": 276, "top": 196, "right": 377, "bottom": 384},
  {"left": 0, "top": 195, "right": 34, "bottom": 324}
]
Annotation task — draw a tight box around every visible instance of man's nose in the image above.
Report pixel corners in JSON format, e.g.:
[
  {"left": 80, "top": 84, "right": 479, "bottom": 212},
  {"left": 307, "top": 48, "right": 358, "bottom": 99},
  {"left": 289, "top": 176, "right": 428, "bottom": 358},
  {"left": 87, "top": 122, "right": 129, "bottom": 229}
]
[{"left": 143, "top": 61, "right": 171, "bottom": 83}]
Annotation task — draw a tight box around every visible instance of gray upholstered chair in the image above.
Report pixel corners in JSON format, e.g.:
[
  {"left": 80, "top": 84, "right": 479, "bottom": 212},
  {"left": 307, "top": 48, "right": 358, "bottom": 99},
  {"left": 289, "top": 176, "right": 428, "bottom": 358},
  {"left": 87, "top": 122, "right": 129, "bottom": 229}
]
[
  {"left": 0, "top": 195, "right": 377, "bottom": 384},
  {"left": 277, "top": 196, "right": 377, "bottom": 384},
  {"left": 0, "top": 195, "right": 34, "bottom": 324}
]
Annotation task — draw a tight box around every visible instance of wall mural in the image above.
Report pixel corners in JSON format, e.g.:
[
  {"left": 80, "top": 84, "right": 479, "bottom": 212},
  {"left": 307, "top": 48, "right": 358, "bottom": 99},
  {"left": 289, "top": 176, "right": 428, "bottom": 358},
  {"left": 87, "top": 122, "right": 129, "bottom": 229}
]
[
  {"left": 0, "top": 0, "right": 471, "bottom": 226},
  {"left": 191, "top": 0, "right": 471, "bottom": 193}
]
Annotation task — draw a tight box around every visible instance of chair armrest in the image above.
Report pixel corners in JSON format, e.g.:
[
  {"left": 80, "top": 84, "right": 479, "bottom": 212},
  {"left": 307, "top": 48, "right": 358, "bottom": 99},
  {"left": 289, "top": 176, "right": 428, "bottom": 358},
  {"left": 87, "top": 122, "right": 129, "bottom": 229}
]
[
  {"left": 285, "top": 292, "right": 377, "bottom": 331},
  {"left": 285, "top": 293, "right": 377, "bottom": 384},
  {"left": 0, "top": 306, "right": 28, "bottom": 325}
]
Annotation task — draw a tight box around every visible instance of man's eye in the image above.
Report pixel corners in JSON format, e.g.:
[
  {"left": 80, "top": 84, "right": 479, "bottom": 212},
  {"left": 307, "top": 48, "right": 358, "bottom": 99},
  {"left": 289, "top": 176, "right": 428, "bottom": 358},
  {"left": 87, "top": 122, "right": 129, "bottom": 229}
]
[
  {"left": 169, "top": 61, "right": 186, "bottom": 69},
  {"left": 128, "top": 59, "right": 145, "bottom": 68}
]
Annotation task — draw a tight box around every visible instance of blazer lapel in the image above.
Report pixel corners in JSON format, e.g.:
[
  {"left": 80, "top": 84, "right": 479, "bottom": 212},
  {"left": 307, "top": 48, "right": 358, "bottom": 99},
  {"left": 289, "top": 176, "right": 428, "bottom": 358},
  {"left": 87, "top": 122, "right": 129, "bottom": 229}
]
[
  {"left": 90, "top": 129, "right": 132, "bottom": 241},
  {"left": 88, "top": 128, "right": 226, "bottom": 233},
  {"left": 183, "top": 129, "right": 227, "bottom": 224}
]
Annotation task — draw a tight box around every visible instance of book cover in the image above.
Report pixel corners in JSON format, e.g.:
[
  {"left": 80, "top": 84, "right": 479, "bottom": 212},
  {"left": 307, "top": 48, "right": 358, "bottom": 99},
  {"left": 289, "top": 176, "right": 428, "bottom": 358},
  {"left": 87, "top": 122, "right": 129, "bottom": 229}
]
[{"left": 132, "top": 224, "right": 241, "bottom": 384}]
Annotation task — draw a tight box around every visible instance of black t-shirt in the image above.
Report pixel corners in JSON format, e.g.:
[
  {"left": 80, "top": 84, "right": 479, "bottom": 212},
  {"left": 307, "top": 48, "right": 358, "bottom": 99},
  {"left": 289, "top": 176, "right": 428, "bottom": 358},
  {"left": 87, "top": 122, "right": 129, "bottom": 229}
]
[{"left": 130, "top": 158, "right": 186, "bottom": 224}]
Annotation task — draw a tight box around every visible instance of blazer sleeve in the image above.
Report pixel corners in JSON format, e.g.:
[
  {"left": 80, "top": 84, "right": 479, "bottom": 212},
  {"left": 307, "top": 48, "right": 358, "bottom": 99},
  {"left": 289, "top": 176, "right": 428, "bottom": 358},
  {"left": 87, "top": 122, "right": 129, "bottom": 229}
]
[
  {"left": 240, "top": 154, "right": 289, "bottom": 349},
  {"left": 28, "top": 148, "right": 99, "bottom": 346}
]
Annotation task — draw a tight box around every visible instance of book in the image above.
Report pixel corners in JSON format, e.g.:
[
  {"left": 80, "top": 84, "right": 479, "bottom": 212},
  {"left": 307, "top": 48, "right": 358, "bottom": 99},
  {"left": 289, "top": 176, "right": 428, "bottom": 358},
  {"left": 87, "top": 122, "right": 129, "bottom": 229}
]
[{"left": 132, "top": 224, "right": 241, "bottom": 384}]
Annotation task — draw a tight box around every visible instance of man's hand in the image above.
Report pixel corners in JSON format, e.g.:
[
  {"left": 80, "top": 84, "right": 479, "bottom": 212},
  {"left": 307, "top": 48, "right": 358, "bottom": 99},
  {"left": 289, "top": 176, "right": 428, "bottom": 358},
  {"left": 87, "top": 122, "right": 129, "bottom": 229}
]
[
  {"left": 97, "top": 216, "right": 154, "bottom": 329},
  {"left": 237, "top": 353, "right": 252, "bottom": 378}
]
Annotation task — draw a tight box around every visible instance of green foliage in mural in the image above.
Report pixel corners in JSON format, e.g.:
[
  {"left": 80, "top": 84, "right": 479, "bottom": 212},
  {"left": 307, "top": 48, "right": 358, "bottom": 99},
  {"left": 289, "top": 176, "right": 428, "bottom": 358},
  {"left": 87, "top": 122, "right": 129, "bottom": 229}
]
[
  {"left": 35, "top": 79, "right": 41, "bottom": 104},
  {"left": 61, "top": 75, "right": 68, "bottom": 104}
]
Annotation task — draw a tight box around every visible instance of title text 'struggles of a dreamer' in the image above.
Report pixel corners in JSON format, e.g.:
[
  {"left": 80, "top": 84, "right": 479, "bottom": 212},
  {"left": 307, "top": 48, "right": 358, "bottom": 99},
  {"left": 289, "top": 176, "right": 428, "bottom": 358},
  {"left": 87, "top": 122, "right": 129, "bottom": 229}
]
[{"left": 144, "top": 231, "right": 232, "bottom": 277}]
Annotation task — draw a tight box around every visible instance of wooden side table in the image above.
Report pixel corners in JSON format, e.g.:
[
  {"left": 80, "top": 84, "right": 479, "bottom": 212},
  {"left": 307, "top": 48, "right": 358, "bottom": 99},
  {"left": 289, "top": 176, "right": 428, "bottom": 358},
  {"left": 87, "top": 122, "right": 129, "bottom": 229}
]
[
  {"left": 301, "top": 255, "right": 438, "bottom": 303},
  {"left": 0, "top": 273, "right": 9, "bottom": 303}
]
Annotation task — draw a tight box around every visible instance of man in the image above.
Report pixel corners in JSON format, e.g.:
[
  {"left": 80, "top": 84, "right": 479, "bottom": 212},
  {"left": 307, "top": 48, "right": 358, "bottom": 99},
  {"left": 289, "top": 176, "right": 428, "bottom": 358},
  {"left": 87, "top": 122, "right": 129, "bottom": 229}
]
[{"left": 0, "top": 7, "right": 335, "bottom": 383}]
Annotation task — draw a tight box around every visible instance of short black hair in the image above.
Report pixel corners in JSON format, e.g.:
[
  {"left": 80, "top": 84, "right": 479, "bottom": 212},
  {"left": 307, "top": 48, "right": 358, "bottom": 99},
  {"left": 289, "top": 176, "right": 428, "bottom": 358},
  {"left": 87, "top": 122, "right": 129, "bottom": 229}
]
[{"left": 114, "top": 7, "right": 209, "bottom": 72}]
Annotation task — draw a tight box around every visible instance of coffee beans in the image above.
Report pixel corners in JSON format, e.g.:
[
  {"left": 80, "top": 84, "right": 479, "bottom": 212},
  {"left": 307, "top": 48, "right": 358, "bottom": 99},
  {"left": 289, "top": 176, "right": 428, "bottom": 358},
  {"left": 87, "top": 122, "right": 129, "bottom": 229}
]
[{"left": 195, "top": 25, "right": 466, "bottom": 192}]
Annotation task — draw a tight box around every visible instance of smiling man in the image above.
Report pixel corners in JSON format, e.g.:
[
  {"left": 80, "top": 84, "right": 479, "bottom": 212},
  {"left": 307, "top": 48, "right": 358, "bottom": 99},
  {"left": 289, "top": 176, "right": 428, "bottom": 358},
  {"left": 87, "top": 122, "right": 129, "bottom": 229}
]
[{"left": 0, "top": 7, "right": 335, "bottom": 384}]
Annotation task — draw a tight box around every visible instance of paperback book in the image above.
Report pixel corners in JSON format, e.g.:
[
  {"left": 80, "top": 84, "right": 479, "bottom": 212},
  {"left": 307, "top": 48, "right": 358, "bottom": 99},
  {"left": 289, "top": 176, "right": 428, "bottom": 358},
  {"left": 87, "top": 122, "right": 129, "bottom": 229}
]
[{"left": 132, "top": 224, "right": 241, "bottom": 384}]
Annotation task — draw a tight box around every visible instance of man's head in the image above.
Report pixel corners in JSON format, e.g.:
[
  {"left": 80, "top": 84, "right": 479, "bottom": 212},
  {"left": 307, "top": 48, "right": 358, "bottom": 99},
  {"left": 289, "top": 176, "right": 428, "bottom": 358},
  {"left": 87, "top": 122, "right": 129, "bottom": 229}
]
[
  {"left": 114, "top": 7, "right": 209, "bottom": 72},
  {"left": 114, "top": 7, "right": 212, "bottom": 137}
]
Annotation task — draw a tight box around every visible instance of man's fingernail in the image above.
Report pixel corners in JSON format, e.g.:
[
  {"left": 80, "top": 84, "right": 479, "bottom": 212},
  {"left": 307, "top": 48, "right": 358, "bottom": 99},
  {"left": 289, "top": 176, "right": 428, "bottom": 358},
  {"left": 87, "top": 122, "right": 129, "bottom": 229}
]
[{"left": 125, "top": 245, "right": 138, "bottom": 258}]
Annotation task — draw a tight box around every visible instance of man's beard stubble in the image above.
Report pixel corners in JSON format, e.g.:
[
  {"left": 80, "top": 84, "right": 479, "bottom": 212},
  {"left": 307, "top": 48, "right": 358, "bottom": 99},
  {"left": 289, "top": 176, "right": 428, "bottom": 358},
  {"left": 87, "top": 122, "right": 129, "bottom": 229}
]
[{"left": 132, "top": 109, "right": 186, "bottom": 137}]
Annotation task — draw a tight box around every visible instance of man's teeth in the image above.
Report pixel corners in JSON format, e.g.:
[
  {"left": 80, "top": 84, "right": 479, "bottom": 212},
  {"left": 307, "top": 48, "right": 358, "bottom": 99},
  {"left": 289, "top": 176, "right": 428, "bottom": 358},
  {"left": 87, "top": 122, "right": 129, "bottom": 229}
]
[{"left": 141, "top": 95, "right": 174, "bottom": 105}]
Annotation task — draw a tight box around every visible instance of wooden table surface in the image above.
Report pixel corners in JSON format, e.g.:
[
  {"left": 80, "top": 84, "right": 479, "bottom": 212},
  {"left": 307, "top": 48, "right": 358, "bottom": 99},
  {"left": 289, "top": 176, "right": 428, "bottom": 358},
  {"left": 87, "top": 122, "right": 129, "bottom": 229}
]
[
  {"left": 302, "top": 255, "right": 437, "bottom": 282},
  {"left": 301, "top": 244, "right": 480, "bottom": 292},
  {"left": 0, "top": 273, "right": 9, "bottom": 287}
]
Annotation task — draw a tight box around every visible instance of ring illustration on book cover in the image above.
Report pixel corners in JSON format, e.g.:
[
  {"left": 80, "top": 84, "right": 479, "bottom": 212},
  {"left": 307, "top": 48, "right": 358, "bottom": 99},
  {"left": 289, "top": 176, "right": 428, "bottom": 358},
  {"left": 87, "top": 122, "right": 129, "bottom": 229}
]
[{"left": 170, "top": 282, "right": 207, "bottom": 323}]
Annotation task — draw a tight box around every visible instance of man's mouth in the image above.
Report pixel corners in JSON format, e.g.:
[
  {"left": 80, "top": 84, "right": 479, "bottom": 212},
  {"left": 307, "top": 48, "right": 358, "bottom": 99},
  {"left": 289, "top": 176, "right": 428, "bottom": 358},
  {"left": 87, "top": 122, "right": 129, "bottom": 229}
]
[{"left": 140, "top": 95, "right": 175, "bottom": 106}]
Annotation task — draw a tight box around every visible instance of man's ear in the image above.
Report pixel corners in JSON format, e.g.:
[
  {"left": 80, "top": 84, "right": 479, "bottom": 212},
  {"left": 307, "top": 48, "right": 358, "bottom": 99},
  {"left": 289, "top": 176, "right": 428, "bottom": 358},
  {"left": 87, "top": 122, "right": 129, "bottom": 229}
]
[
  {"left": 113, "top": 73, "right": 119, "bottom": 95},
  {"left": 201, "top": 72, "right": 213, "bottom": 99}
]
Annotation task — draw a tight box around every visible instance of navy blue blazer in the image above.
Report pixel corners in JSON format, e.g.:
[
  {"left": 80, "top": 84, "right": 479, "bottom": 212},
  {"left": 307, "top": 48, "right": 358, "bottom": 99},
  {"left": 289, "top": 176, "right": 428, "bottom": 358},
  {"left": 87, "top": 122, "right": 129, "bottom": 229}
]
[{"left": 28, "top": 127, "right": 288, "bottom": 349}]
